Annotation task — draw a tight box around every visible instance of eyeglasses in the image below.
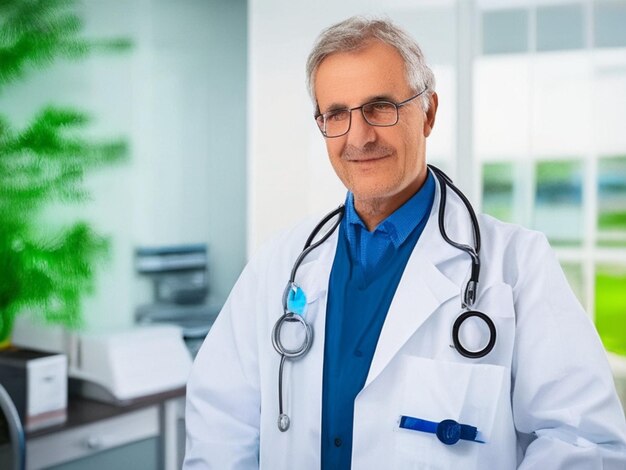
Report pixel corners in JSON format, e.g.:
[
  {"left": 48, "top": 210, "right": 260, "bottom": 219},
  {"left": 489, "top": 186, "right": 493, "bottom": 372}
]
[{"left": 314, "top": 89, "right": 426, "bottom": 138}]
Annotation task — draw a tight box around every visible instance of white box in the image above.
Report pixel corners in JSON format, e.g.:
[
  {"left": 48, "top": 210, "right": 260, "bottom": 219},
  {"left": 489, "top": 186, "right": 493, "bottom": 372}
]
[{"left": 0, "top": 348, "right": 67, "bottom": 431}]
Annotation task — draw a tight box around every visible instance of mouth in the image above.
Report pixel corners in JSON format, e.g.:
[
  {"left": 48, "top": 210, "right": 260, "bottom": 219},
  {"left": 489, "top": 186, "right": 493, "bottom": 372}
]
[
  {"left": 341, "top": 144, "right": 396, "bottom": 165},
  {"left": 347, "top": 154, "right": 392, "bottom": 164}
]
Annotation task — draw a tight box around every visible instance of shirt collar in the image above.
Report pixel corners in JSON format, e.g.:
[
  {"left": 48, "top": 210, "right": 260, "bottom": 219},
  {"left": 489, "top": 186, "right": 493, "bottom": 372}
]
[{"left": 344, "top": 170, "right": 435, "bottom": 248}]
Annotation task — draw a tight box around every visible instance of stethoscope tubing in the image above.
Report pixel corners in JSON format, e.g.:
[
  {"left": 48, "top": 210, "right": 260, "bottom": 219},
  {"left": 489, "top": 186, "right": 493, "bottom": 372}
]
[
  {"left": 289, "top": 205, "right": 345, "bottom": 283},
  {"left": 273, "top": 205, "right": 345, "bottom": 432},
  {"left": 271, "top": 166, "right": 496, "bottom": 432},
  {"left": 429, "top": 165, "right": 481, "bottom": 308}
]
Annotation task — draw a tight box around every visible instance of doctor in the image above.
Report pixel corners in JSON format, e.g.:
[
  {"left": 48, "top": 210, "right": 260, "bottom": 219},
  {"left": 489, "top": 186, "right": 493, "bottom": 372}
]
[{"left": 185, "top": 16, "right": 626, "bottom": 469}]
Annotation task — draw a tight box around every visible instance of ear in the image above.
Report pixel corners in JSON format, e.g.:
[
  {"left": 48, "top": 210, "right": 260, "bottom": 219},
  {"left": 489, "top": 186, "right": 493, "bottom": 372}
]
[{"left": 423, "top": 92, "right": 438, "bottom": 137}]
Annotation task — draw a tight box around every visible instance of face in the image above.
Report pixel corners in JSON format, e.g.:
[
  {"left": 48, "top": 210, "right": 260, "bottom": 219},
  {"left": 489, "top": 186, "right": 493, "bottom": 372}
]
[{"left": 314, "top": 41, "right": 437, "bottom": 213}]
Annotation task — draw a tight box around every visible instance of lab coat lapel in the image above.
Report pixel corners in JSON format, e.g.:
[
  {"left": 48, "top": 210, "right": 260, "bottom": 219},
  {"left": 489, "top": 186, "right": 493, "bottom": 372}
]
[
  {"left": 287, "top": 221, "right": 339, "bottom": 386},
  {"left": 364, "top": 184, "right": 471, "bottom": 388},
  {"left": 293, "top": 227, "right": 339, "bottom": 317}
]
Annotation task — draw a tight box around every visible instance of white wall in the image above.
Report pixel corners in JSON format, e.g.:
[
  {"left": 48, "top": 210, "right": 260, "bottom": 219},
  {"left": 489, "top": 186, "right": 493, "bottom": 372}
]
[
  {"left": 0, "top": 0, "right": 247, "bottom": 332},
  {"left": 247, "top": 0, "right": 458, "bottom": 252}
]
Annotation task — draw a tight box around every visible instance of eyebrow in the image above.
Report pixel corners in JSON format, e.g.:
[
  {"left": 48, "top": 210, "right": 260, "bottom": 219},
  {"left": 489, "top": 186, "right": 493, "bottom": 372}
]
[{"left": 321, "top": 93, "right": 398, "bottom": 114}]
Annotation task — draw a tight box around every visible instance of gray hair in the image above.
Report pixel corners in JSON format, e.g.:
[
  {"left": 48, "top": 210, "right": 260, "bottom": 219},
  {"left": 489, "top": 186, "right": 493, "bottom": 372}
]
[{"left": 306, "top": 16, "right": 436, "bottom": 112}]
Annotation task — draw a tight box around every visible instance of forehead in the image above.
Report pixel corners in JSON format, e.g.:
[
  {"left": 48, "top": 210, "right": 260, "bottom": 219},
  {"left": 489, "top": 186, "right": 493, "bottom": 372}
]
[{"left": 314, "top": 40, "right": 411, "bottom": 109}]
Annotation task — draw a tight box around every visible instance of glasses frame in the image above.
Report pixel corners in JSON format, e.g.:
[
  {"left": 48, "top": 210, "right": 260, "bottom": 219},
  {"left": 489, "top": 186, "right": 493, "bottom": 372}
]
[{"left": 314, "top": 89, "right": 427, "bottom": 138}]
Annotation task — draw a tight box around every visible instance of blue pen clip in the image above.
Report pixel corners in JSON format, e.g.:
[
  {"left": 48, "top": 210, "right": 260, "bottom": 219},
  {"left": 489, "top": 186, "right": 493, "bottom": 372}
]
[{"left": 399, "top": 415, "right": 485, "bottom": 445}]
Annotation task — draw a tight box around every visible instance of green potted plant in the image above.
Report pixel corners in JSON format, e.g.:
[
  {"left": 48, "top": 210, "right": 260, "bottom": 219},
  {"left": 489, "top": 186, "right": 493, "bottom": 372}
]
[{"left": 0, "top": 0, "right": 130, "bottom": 346}]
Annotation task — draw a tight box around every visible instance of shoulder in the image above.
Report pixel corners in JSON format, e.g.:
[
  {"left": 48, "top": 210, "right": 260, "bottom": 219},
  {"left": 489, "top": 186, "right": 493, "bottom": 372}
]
[
  {"left": 477, "top": 213, "right": 553, "bottom": 287},
  {"left": 478, "top": 213, "right": 548, "bottom": 250},
  {"left": 247, "top": 210, "right": 339, "bottom": 272}
]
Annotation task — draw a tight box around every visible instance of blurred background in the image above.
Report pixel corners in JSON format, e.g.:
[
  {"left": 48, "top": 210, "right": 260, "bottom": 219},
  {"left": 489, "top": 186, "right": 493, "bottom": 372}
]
[
  {"left": 1, "top": 0, "right": 625, "bottom": 468},
  {"left": 2, "top": 0, "right": 623, "bottom": 350}
]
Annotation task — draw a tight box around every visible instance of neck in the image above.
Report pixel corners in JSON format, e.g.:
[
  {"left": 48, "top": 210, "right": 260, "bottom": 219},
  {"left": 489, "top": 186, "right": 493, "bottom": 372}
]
[{"left": 354, "top": 171, "right": 428, "bottom": 231}]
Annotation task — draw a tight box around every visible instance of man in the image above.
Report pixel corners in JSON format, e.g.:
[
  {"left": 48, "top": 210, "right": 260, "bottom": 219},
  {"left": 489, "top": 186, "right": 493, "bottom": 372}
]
[{"left": 184, "top": 16, "right": 626, "bottom": 469}]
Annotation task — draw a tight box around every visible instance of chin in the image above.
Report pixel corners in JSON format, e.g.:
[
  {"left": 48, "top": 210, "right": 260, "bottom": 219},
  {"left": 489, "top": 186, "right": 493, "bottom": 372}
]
[{"left": 350, "top": 186, "right": 397, "bottom": 204}]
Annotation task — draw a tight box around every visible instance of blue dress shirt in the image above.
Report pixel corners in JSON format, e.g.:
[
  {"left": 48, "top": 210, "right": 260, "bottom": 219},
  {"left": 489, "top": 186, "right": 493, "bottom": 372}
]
[{"left": 321, "top": 172, "right": 435, "bottom": 469}]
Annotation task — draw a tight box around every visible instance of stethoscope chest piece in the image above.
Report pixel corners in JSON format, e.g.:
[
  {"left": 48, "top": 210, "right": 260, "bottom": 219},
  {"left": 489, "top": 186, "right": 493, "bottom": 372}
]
[
  {"left": 452, "top": 310, "right": 496, "bottom": 359},
  {"left": 278, "top": 413, "right": 290, "bottom": 432}
]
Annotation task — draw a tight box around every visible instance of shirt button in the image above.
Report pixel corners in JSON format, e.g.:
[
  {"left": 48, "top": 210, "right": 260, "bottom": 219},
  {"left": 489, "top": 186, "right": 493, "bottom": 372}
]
[
  {"left": 354, "top": 350, "right": 363, "bottom": 357},
  {"left": 334, "top": 437, "right": 342, "bottom": 447}
]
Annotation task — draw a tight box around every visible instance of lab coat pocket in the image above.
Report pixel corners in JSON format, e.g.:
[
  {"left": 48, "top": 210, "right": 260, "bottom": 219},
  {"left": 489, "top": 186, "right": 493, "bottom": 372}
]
[{"left": 393, "top": 355, "right": 507, "bottom": 469}]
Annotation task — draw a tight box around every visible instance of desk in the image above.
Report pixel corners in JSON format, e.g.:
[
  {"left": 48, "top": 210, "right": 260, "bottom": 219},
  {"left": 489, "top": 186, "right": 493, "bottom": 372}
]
[{"left": 26, "top": 388, "right": 185, "bottom": 470}]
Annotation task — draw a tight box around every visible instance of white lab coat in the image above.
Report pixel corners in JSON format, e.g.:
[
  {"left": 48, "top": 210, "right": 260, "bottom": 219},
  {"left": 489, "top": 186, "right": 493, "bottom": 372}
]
[{"left": 184, "top": 182, "right": 626, "bottom": 469}]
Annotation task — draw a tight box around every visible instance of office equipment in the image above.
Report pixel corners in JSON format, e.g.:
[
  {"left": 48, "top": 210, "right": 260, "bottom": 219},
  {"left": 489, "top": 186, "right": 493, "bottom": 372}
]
[
  {"left": 69, "top": 325, "right": 192, "bottom": 405},
  {"left": 135, "top": 244, "right": 209, "bottom": 304},
  {"left": 135, "top": 244, "right": 219, "bottom": 357},
  {"left": 0, "top": 348, "right": 67, "bottom": 432}
]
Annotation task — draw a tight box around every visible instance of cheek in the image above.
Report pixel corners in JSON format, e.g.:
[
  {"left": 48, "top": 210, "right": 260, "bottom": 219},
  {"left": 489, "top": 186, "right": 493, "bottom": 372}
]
[
  {"left": 326, "top": 141, "right": 345, "bottom": 167},
  {"left": 327, "top": 137, "right": 345, "bottom": 154},
  {"left": 399, "top": 123, "right": 422, "bottom": 160}
]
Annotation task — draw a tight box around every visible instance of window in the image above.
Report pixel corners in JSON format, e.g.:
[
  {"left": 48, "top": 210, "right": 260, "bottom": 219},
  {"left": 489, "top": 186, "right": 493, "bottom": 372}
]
[
  {"left": 536, "top": 4, "right": 585, "bottom": 52},
  {"left": 596, "top": 264, "right": 626, "bottom": 355},
  {"left": 476, "top": 1, "right": 626, "bottom": 356},
  {"left": 482, "top": 9, "right": 529, "bottom": 54},
  {"left": 598, "top": 156, "right": 626, "bottom": 246},
  {"left": 482, "top": 162, "right": 516, "bottom": 223},
  {"left": 533, "top": 160, "right": 584, "bottom": 246},
  {"left": 594, "top": 1, "right": 626, "bottom": 48}
]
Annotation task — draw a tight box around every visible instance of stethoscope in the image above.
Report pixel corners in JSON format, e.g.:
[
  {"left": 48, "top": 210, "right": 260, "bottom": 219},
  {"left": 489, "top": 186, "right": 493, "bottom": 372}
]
[{"left": 271, "top": 164, "right": 496, "bottom": 432}]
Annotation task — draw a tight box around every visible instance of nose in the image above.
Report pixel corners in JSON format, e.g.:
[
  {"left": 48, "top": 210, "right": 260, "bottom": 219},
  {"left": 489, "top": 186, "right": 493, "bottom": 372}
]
[{"left": 346, "top": 108, "right": 376, "bottom": 148}]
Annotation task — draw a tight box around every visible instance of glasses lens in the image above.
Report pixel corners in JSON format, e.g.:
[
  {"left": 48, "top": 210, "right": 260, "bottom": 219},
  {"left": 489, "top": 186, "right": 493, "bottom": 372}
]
[
  {"left": 362, "top": 101, "right": 397, "bottom": 126},
  {"left": 321, "top": 109, "right": 350, "bottom": 137}
]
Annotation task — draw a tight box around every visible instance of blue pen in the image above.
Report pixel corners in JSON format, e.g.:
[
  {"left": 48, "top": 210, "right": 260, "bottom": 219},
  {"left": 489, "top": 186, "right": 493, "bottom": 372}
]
[{"left": 399, "top": 415, "right": 485, "bottom": 445}]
